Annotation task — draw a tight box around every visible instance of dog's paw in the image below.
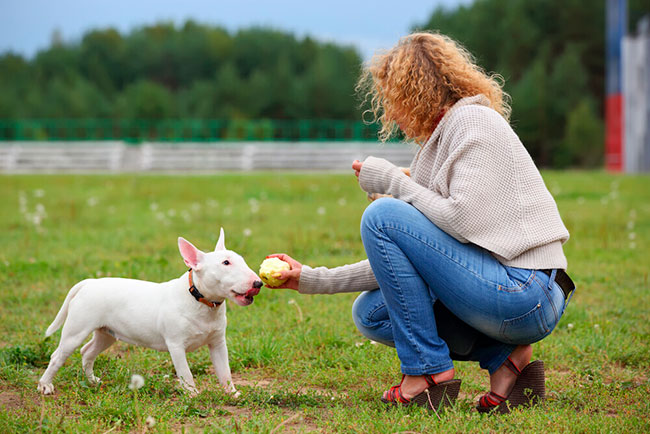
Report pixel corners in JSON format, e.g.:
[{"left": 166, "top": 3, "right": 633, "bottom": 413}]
[
  {"left": 232, "top": 389, "right": 241, "bottom": 399},
  {"left": 87, "top": 375, "right": 102, "bottom": 386},
  {"left": 184, "top": 386, "right": 200, "bottom": 397},
  {"left": 37, "top": 382, "right": 55, "bottom": 395}
]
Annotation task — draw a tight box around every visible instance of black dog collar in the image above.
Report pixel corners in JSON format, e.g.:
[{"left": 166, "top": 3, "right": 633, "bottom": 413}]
[{"left": 188, "top": 268, "right": 222, "bottom": 308}]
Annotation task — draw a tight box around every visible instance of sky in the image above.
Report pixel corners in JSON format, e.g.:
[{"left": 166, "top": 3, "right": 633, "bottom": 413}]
[{"left": 0, "top": 0, "right": 471, "bottom": 60}]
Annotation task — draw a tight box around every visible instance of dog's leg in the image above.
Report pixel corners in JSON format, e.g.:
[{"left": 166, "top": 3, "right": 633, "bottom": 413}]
[
  {"left": 209, "top": 338, "right": 238, "bottom": 396},
  {"left": 167, "top": 344, "right": 198, "bottom": 395},
  {"left": 38, "top": 324, "right": 93, "bottom": 395},
  {"left": 80, "top": 329, "right": 116, "bottom": 386}
]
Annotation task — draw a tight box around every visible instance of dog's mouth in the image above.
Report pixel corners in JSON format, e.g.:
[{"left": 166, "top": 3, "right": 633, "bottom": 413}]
[{"left": 231, "top": 287, "right": 259, "bottom": 306}]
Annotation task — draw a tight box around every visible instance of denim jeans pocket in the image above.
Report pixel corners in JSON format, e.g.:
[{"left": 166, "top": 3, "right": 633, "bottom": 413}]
[
  {"left": 499, "top": 302, "right": 550, "bottom": 345},
  {"left": 499, "top": 268, "right": 536, "bottom": 293}
]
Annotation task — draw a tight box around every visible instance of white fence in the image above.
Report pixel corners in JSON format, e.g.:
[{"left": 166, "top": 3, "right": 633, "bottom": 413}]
[{"left": 0, "top": 142, "right": 417, "bottom": 173}]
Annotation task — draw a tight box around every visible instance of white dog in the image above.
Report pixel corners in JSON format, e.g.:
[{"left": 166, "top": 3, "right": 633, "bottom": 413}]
[{"left": 38, "top": 229, "right": 262, "bottom": 396}]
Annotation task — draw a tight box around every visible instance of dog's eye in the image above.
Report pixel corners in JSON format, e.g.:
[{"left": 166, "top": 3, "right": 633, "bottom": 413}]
[{"left": 222, "top": 260, "right": 230, "bottom": 266}]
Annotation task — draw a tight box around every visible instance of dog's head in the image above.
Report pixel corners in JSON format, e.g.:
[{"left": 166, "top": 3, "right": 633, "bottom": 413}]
[{"left": 178, "top": 229, "right": 262, "bottom": 307}]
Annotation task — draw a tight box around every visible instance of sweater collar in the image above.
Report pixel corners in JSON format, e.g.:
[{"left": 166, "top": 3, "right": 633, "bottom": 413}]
[{"left": 423, "top": 94, "right": 492, "bottom": 149}]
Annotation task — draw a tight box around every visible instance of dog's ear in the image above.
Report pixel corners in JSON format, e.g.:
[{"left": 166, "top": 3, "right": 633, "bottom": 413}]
[
  {"left": 178, "top": 237, "right": 204, "bottom": 269},
  {"left": 215, "top": 227, "right": 226, "bottom": 251}
]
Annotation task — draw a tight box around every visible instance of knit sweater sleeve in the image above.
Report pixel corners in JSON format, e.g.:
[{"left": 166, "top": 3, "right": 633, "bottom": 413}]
[
  {"left": 297, "top": 259, "right": 378, "bottom": 294},
  {"left": 357, "top": 157, "right": 468, "bottom": 243}
]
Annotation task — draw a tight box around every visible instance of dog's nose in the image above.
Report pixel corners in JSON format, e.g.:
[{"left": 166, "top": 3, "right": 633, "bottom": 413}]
[{"left": 253, "top": 280, "right": 263, "bottom": 289}]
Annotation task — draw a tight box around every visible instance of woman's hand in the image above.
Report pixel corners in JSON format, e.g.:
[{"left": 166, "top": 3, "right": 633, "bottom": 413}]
[
  {"left": 352, "top": 159, "right": 363, "bottom": 178},
  {"left": 264, "top": 254, "right": 303, "bottom": 291}
]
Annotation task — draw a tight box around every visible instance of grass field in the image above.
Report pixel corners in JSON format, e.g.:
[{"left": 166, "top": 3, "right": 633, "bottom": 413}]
[{"left": 1, "top": 171, "right": 649, "bottom": 433}]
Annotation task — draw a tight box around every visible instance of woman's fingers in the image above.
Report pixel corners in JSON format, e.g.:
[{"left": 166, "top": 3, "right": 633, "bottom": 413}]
[{"left": 352, "top": 159, "right": 363, "bottom": 178}]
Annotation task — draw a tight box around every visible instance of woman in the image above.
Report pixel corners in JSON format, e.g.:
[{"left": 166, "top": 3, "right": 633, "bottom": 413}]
[{"left": 267, "top": 31, "right": 574, "bottom": 414}]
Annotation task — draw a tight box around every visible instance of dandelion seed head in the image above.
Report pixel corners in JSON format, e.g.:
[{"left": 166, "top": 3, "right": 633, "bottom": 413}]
[
  {"left": 145, "top": 416, "right": 156, "bottom": 428},
  {"left": 567, "top": 323, "right": 574, "bottom": 330},
  {"left": 149, "top": 202, "right": 159, "bottom": 211},
  {"left": 594, "top": 324, "right": 600, "bottom": 329},
  {"left": 317, "top": 206, "right": 326, "bottom": 215},
  {"left": 87, "top": 197, "right": 98, "bottom": 207},
  {"left": 338, "top": 198, "right": 347, "bottom": 206},
  {"left": 628, "top": 232, "right": 636, "bottom": 240},
  {"left": 243, "top": 228, "right": 252, "bottom": 237},
  {"left": 129, "top": 374, "right": 145, "bottom": 390},
  {"left": 33, "top": 189, "right": 45, "bottom": 198}
]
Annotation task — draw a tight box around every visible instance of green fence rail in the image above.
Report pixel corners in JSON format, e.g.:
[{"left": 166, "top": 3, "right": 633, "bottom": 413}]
[{"left": 0, "top": 119, "right": 385, "bottom": 142}]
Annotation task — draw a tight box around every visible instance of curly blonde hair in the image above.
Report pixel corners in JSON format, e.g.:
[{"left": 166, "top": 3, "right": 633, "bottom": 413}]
[{"left": 357, "top": 31, "right": 511, "bottom": 144}]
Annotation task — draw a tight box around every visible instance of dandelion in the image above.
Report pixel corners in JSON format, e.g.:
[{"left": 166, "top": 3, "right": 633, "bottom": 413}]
[
  {"left": 338, "top": 198, "right": 347, "bottom": 206},
  {"left": 355, "top": 342, "right": 363, "bottom": 348},
  {"left": 369, "top": 341, "right": 378, "bottom": 345},
  {"left": 163, "top": 374, "right": 170, "bottom": 379},
  {"left": 145, "top": 416, "right": 156, "bottom": 428},
  {"left": 567, "top": 323, "right": 574, "bottom": 330},
  {"left": 628, "top": 232, "right": 636, "bottom": 240},
  {"left": 577, "top": 197, "right": 585, "bottom": 205},
  {"left": 288, "top": 299, "right": 303, "bottom": 323},
  {"left": 87, "top": 197, "right": 98, "bottom": 207},
  {"left": 594, "top": 324, "right": 600, "bottom": 330},
  {"left": 129, "top": 374, "right": 145, "bottom": 390},
  {"left": 206, "top": 199, "right": 218, "bottom": 208},
  {"left": 317, "top": 206, "right": 326, "bottom": 215},
  {"left": 600, "top": 197, "right": 609, "bottom": 205},
  {"left": 167, "top": 209, "right": 176, "bottom": 217},
  {"left": 33, "top": 189, "right": 45, "bottom": 198},
  {"left": 191, "top": 202, "right": 201, "bottom": 212},
  {"left": 627, "top": 221, "right": 635, "bottom": 230},
  {"left": 243, "top": 228, "right": 252, "bottom": 237},
  {"left": 223, "top": 207, "right": 232, "bottom": 216},
  {"left": 181, "top": 210, "right": 192, "bottom": 223},
  {"left": 149, "top": 202, "right": 159, "bottom": 211},
  {"left": 629, "top": 242, "right": 636, "bottom": 250}
]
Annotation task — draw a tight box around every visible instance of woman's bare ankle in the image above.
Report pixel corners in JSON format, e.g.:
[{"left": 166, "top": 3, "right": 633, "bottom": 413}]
[
  {"left": 489, "top": 345, "right": 532, "bottom": 397},
  {"left": 399, "top": 368, "right": 455, "bottom": 399}
]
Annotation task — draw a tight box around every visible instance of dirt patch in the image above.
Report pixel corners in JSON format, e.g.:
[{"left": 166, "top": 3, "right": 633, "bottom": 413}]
[{"left": 0, "top": 390, "right": 24, "bottom": 411}]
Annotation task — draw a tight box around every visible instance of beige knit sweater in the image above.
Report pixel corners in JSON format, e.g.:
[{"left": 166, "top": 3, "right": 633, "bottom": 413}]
[{"left": 299, "top": 95, "right": 569, "bottom": 295}]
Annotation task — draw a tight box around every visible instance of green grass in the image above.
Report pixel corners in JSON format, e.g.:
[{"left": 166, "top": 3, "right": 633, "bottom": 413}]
[{"left": 1, "top": 171, "right": 649, "bottom": 433}]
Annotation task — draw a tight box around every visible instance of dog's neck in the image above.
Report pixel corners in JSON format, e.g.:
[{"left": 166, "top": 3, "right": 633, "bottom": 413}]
[{"left": 187, "top": 268, "right": 223, "bottom": 308}]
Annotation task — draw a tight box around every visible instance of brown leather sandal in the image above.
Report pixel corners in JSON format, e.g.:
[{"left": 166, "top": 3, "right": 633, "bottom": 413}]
[
  {"left": 477, "top": 358, "right": 545, "bottom": 414},
  {"left": 381, "top": 374, "right": 462, "bottom": 411}
]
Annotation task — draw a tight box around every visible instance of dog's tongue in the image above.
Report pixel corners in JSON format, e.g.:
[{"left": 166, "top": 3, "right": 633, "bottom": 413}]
[{"left": 245, "top": 287, "right": 260, "bottom": 298}]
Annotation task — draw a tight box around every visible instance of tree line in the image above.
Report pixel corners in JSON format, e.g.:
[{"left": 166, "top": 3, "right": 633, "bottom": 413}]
[{"left": 0, "top": 0, "right": 647, "bottom": 167}]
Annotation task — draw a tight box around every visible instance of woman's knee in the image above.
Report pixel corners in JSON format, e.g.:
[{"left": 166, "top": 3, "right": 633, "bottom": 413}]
[
  {"left": 351, "top": 289, "right": 384, "bottom": 329},
  {"left": 360, "top": 197, "right": 405, "bottom": 236}
]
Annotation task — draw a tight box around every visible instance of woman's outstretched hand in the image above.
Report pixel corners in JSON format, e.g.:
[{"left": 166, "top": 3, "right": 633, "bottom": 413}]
[
  {"left": 264, "top": 254, "right": 303, "bottom": 291},
  {"left": 352, "top": 159, "right": 363, "bottom": 178}
]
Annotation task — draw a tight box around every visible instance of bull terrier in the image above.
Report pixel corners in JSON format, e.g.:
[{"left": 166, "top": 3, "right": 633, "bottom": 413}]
[{"left": 37, "top": 229, "right": 262, "bottom": 396}]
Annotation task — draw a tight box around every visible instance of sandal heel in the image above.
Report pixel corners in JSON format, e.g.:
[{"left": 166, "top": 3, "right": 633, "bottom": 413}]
[
  {"left": 507, "top": 360, "right": 545, "bottom": 408},
  {"left": 411, "top": 379, "right": 461, "bottom": 411}
]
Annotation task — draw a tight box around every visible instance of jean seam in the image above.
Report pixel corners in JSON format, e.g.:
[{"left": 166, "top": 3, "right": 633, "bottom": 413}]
[
  {"left": 377, "top": 223, "right": 501, "bottom": 289},
  {"left": 376, "top": 227, "right": 429, "bottom": 370},
  {"left": 535, "top": 275, "right": 559, "bottom": 324}
]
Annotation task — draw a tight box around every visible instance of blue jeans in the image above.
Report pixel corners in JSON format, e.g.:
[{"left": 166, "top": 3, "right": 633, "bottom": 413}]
[{"left": 355, "top": 198, "right": 566, "bottom": 375}]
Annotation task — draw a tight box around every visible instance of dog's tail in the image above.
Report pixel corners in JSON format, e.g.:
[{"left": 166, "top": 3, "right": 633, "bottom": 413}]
[{"left": 45, "top": 280, "right": 88, "bottom": 337}]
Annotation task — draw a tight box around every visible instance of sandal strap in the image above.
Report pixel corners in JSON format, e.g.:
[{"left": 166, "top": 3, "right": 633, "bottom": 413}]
[
  {"left": 478, "top": 391, "right": 507, "bottom": 408},
  {"left": 424, "top": 374, "right": 438, "bottom": 387},
  {"left": 503, "top": 356, "right": 522, "bottom": 376},
  {"left": 387, "top": 383, "right": 410, "bottom": 404}
]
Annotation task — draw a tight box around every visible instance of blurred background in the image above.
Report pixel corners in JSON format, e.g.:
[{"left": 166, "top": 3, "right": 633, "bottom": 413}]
[{"left": 0, "top": 0, "right": 648, "bottom": 172}]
